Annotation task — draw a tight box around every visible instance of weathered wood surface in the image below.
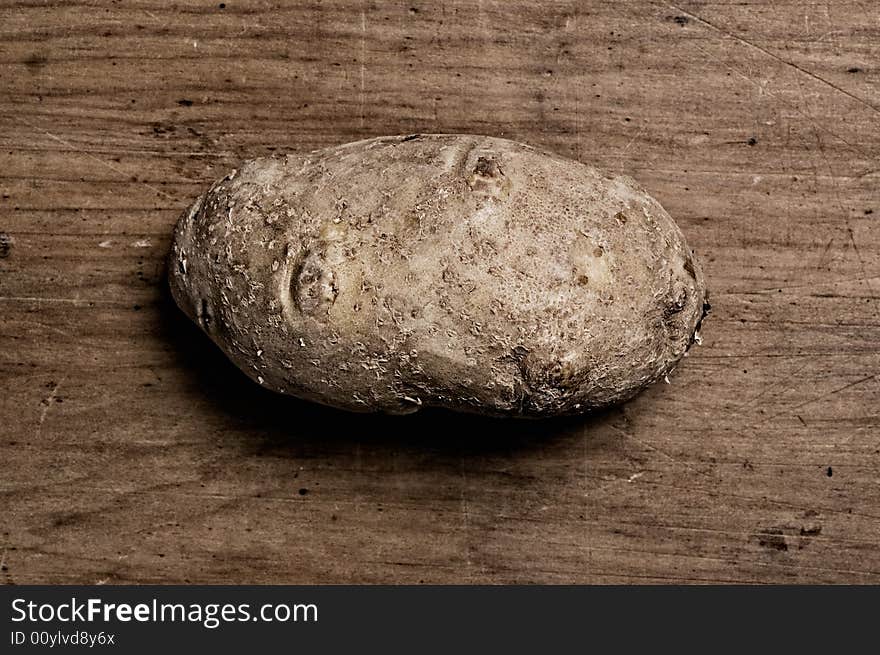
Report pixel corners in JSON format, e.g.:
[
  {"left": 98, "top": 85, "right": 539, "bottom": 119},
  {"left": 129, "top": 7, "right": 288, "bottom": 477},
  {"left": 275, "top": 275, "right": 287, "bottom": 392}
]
[{"left": 1, "top": 1, "right": 878, "bottom": 584}]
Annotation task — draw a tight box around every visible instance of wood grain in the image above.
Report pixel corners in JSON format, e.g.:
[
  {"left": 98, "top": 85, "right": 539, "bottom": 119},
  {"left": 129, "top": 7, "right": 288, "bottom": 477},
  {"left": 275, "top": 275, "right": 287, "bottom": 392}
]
[{"left": 1, "top": 0, "right": 878, "bottom": 584}]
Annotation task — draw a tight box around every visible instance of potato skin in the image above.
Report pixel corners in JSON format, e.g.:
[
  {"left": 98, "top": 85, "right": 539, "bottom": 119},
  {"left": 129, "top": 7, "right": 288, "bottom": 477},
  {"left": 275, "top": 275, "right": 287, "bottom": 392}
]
[{"left": 169, "top": 134, "right": 708, "bottom": 417}]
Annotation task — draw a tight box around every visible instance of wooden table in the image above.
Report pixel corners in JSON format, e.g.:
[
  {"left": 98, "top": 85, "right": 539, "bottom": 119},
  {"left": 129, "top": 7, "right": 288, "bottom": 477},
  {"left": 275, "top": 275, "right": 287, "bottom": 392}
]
[{"left": 2, "top": 1, "right": 878, "bottom": 584}]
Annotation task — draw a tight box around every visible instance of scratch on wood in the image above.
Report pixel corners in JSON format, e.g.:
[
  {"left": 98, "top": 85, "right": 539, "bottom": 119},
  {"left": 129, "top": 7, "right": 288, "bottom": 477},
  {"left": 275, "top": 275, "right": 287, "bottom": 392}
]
[
  {"left": 816, "top": 237, "right": 834, "bottom": 270},
  {"left": 561, "top": 10, "right": 582, "bottom": 162},
  {"left": 752, "top": 374, "right": 877, "bottom": 426},
  {"left": 799, "top": 90, "right": 879, "bottom": 319},
  {"left": 585, "top": 470, "right": 880, "bottom": 524},
  {"left": 847, "top": 228, "right": 879, "bottom": 320},
  {"left": 665, "top": 2, "right": 880, "bottom": 115},
  {"left": 36, "top": 377, "right": 65, "bottom": 440},
  {"left": 15, "top": 146, "right": 232, "bottom": 158},
  {"left": 17, "top": 117, "right": 176, "bottom": 201},
  {"left": 0, "top": 296, "right": 123, "bottom": 306},
  {"left": 739, "top": 274, "right": 880, "bottom": 294},
  {"left": 360, "top": 7, "right": 366, "bottom": 129},
  {"left": 732, "top": 360, "right": 811, "bottom": 416},
  {"left": 680, "top": 32, "right": 871, "bottom": 158},
  {"left": 617, "top": 125, "right": 646, "bottom": 167},
  {"left": 609, "top": 424, "right": 715, "bottom": 481}
]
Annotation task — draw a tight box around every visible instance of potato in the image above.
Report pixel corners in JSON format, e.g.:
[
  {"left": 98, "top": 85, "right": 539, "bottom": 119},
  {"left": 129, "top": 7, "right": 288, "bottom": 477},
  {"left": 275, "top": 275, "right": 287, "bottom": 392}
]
[{"left": 168, "top": 134, "right": 708, "bottom": 417}]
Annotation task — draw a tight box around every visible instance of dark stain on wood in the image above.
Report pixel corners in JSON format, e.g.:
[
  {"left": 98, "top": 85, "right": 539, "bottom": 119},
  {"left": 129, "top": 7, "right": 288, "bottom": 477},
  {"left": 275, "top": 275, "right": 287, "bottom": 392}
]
[{"left": 22, "top": 52, "right": 48, "bottom": 71}]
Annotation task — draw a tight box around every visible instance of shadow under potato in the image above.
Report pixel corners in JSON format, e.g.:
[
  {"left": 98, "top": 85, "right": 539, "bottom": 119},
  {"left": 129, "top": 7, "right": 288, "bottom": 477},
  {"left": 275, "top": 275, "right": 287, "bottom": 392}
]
[{"left": 157, "top": 268, "right": 619, "bottom": 458}]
